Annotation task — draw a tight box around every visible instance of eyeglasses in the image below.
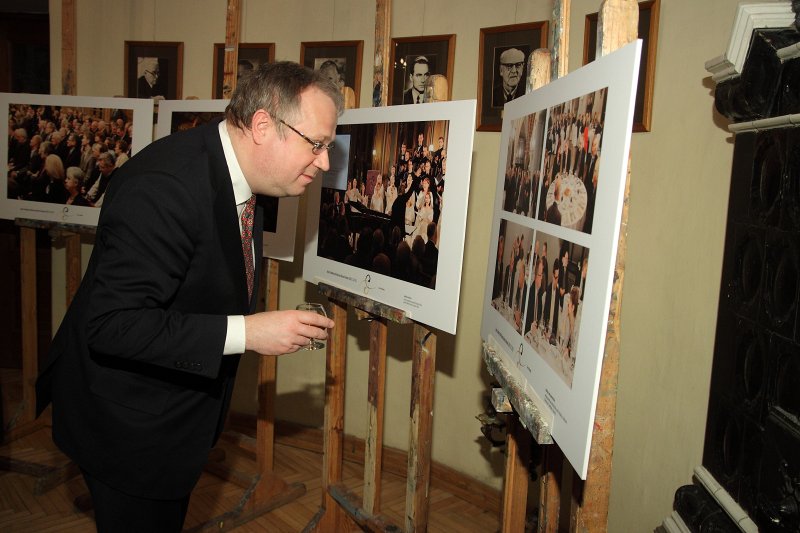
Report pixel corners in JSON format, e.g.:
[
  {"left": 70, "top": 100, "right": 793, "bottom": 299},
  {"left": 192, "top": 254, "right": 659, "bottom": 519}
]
[
  {"left": 278, "top": 119, "right": 333, "bottom": 155},
  {"left": 501, "top": 62, "right": 524, "bottom": 71}
]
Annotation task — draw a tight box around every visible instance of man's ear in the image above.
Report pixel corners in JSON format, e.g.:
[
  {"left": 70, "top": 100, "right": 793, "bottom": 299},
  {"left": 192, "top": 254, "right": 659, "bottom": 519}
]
[{"left": 251, "top": 109, "right": 272, "bottom": 144}]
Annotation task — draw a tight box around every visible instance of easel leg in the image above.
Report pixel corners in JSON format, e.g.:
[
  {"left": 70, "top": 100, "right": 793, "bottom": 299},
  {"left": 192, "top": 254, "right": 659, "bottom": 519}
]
[
  {"left": 363, "top": 317, "right": 387, "bottom": 514},
  {"left": 405, "top": 324, "right": 436, "bottom": 533},
  {"left": 538, "top": 446, "right": 562, "bottom": 533},
  {"left": 20, "top": 227, "right": 38, "bottom": 424},
  {"left": 254, "top": 258, "right": 280, "bottom": 505},
  {"left": 501, "top": 415, "right": 531, "bottom": 533},
  {"left": 317, "top": 299, "right": 350, "bottom": 532}
]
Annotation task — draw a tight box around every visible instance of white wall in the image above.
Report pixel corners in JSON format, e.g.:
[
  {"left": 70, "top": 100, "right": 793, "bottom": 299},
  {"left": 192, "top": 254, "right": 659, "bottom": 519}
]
[{"left": 45, "top": 0, "right": 747, "bottom": 530}]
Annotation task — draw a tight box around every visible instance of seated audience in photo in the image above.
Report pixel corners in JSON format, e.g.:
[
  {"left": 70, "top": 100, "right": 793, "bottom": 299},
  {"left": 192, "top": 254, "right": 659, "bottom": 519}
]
[
  {"left": 85, "top": 152, "right": 116, "bottom": 205},
  {"left": 544, "top": 177, "right": 562, "bottom": 226},
  {"left": 65, "top": 166, "right": 90, "bottom": 206}
]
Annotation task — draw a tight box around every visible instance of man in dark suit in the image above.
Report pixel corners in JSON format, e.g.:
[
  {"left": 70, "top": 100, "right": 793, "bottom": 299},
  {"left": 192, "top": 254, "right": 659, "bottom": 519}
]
[
  {"left": 545, "top": 176, "right": 563, "bottom": 226},
  {"left": 402, "top": 56, "right": 430, "bottom": 104},
  {"left": 492, "top": 47, "right": 525, "bottom": 108},
  {"left": 35, "top": 62, "right": 342, "bottom": 532}
]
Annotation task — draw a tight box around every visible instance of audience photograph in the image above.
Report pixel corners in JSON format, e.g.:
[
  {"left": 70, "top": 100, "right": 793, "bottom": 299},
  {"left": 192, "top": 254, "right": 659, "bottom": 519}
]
[
  {"left": 317, "top": 120, "right": 450, "bottom": 290},
  {"left": 6, "top": 103, "right": 134, "bottom": 208}
]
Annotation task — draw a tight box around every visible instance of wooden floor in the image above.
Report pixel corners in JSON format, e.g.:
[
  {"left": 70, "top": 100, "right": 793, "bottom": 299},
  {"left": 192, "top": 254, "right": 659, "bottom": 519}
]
[{"left": 0, "top": 370, "right": 500, "bottom": 532}]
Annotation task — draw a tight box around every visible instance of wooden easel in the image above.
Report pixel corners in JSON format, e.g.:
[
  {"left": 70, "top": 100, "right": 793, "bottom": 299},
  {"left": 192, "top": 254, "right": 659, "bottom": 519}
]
[
  {"left": 303, "top": 283, "right": 438, "bottom": 533},
  {"left": 0, "top": 0, "right": 82, "bottom": 492},
  {"left": 303, "top": 2, "right": 451, "bottom": 529},
  {"left": 489, "top": 1, "right": 639, "bottom": 532},
  {"left": 186, "top": 1, "right": 312, "bottom": 530},
  {"left": 0, "top": 218, "right": 91, "bottom": 494}
]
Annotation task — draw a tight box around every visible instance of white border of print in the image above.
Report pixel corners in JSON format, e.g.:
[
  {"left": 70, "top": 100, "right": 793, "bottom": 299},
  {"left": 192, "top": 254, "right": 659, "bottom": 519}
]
[
  {"left": 480, "top": 41, "right": 641, "bottom": 479},
  {"left": 303, "top": 100, "right": 476, "bottom": 335},
  {"left": 1, "top": 93, "right": 153, "bottom": 226},
  {"left": 156, "top": 99, "right": 299, "bottom": 262}
]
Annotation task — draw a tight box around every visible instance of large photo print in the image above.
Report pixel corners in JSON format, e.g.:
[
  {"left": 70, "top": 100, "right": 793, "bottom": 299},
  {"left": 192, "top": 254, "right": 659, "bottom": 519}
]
[
  {"left": 156, "top": 99, "right": 299, "bottom": 262},
  {"left": 1, "top": 93, "right": 154, "bottom": 226},
  {"left": 481, "top": 41, "right": 641, "bottom": 479},
  {"left": 304, "top": 101, "right": 476, "bottom": 335}
]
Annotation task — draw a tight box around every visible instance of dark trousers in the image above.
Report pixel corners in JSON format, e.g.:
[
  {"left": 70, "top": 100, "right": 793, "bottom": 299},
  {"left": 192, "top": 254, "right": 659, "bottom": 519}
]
[{"left": 81, "top": 469, "right": 191, "bottom": 532}]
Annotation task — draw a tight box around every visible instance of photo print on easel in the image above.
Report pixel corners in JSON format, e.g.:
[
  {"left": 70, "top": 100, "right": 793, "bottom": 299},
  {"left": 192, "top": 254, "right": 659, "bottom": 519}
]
[
  {"left": 1, "top": 93, "right": 154, "bottom": 226},
  {"left": 481, "top": 41, "right": 642, "bottom": 479},
  {"left": 304, "top": 100, "right": 476, "bottom": 335},
  {"left": 155, "top": 99, "right": 298, "bottom": 261}
]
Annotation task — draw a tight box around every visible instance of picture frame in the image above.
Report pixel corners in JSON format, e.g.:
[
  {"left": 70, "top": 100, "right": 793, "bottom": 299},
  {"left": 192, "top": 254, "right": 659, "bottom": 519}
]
[
  {"left": 583, "top": 0, "right": 660, "bottom": 132},
  {"left": 481, "top": 41, "right": 642, "bottom": 479},
  {"left": 388, "top": 35, "right": 455, "bottom": 106},
  {"left": 303, "top": 100, "right": 477, "bottom": 335},
  {"left": 212, "top": 43, "right": 275, "bottom": 99},
  {"left": 2, "top": 93, "right": 154, "bottom": 226},
  {"left": 155, "top": 99, "right": 299, "bottom": 262},
  {"left": 124, "top": 41, "right": 184, "bottom": 100},
  {"left": 477, "top": 21, "right": 549, "bottom": 132},
  {"left": 300, "top": 40, "right": 364, "bottom": 107}
]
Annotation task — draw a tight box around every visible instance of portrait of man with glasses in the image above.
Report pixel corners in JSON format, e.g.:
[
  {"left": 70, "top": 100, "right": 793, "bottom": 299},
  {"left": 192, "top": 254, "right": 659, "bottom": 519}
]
[
  {"left": 492, "top": 47, "right": 529, "bottom": 108},
  {"left": 136, "top": 56, "right": 166, "bottom": 100}
]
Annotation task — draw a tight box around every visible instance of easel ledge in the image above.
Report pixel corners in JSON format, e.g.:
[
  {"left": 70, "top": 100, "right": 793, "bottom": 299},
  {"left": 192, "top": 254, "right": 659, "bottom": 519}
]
[
  {"left": 317, "top": 282, "right": 412, "bottom": 325},
  {"left": 15, "top": 217, "right": 97, "bottom": 236},
  {"left": 482, "top": 339, "right": 553, "bottom": 445}
]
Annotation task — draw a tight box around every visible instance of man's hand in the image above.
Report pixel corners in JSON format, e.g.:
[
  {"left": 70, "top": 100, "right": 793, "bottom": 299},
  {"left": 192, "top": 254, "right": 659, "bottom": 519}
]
[{"left": 244, "top": 310, "right": 335, "bottom": 355}]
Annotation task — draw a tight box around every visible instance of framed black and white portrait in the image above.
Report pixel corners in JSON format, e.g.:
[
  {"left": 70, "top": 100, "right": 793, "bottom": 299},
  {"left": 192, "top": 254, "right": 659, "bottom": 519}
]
[
  {"left": 477, "top": 22, "right": 548, "bottom": 132},
  {"left": 212, "top": 43, "right": 275, "bottom": 99},
  {"left": 300, "top": 40, "right": 364, "bottom": 107},
  {"left": 389, "top": 35, "right": 455, "bottom": 106},
  {"left": 124, "top": 41, "right": 183, "bottom": 101}
]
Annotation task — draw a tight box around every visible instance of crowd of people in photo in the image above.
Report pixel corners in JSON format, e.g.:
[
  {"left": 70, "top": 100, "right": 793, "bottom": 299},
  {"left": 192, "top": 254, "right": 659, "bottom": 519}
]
[
  {"left": 7, "top": 104, "right": 134, "bottom": 208},
  {"left": 317, "top": 130, "right": 447, "bottom": 289},
  {"left": 503, "top": 165, "right": 541, "bottom": 218},
  {"left": 492, "top": 229, "right": 588, "bottom": 373},
  {"left": 538, "top": 96, "right": 605, "bottom": 233}
]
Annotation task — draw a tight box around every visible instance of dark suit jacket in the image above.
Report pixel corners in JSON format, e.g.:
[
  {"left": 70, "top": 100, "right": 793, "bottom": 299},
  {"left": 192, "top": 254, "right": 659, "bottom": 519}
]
[
  {"left": 35, "top": 119, "right": 263, "bottom": 500},
  {"left": 492, "top": 81, "right": 522, "bottom": 108},
  {"left": 545, "top": 200, "right": 562, "bottom": 226},
  {"left": 403, "top": 87, "right": 425, "bottom": 104}
]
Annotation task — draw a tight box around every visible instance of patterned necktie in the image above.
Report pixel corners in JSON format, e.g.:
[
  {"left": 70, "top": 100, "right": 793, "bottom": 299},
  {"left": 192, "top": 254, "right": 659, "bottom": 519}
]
[{"left": 241, "top": 194, "right": 256, "bottom": 300}]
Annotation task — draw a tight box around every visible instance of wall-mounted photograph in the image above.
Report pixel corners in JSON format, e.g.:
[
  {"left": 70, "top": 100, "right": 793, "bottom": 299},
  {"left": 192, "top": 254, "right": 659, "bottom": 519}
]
[
  {"left": 584, "top": 0, "right": 660, "bottom": 132},
  {"left": 124, "top": 41, "right": 183, "bottom": 101},
  {"left": 300, "top": 40, "right": 363, "bottom": 107},
  {"left": 2, "top": 93, "right": 154, "bottom": 226},
  {"left": 155, "top": 99, "right": 299, "bottom": 262},
  {"left": 212, "top": 43, "right": 275, "bottom": 99},
  {"left": 389, "top": 35, "right": 455, "bottom": 106},
  {"left": 477, "top": 22, "right": 548, "bottom": 132},
  {"left": 304, "top": 100, "right": 476, "bottom": 335}
]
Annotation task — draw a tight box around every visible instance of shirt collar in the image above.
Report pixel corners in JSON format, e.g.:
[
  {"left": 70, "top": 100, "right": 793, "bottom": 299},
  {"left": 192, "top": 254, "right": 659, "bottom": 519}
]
[{"left": 218, "top": 120, "right": 252, "bottom": 206}]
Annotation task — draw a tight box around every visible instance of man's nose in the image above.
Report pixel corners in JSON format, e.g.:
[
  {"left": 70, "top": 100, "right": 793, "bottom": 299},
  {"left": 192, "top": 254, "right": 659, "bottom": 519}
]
[{"left": 315, "top": 149, "right": 330, "bottom": 172}]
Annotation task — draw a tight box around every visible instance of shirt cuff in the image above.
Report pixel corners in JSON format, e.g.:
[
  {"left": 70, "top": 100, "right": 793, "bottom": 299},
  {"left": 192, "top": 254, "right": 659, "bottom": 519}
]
[{"left": 224, "top": 315, "right": 246, "bottom": 355}]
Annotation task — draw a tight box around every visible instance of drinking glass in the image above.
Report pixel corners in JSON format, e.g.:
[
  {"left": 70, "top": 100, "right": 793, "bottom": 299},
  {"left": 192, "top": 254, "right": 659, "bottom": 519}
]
[{"left": 296, "top": 302, "right": 327, "bottom": 350}]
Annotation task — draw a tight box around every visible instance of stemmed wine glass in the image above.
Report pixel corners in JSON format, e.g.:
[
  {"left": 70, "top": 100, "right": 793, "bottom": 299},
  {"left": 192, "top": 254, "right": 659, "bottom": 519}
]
[{"left": 296, "top": 302, "right": 328, "bottom": 350}]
